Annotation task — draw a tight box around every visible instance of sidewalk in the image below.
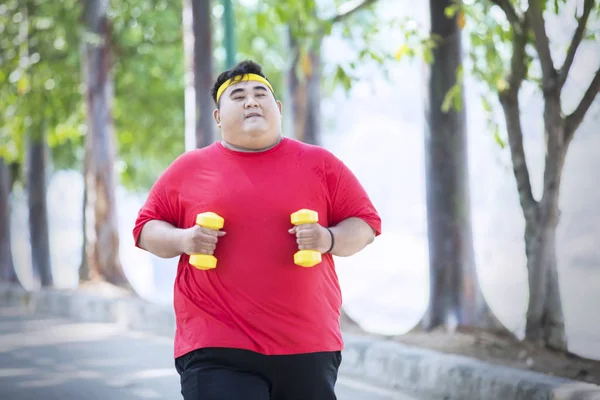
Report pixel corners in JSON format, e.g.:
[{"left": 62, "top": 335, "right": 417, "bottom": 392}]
[
  {"left": 2, "top": 283, "right": 599, "bottom": 400},
  {"left": 0, "top": 306, "right": 423, "bottom": 400}
]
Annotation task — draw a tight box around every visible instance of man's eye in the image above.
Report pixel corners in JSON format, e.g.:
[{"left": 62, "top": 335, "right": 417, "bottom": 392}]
[
  {"left": 256, "top": 93, "right": 266, "bottom": 97},
  {"left": 234, "top": 97, "right": 244, "bottom": 100}
]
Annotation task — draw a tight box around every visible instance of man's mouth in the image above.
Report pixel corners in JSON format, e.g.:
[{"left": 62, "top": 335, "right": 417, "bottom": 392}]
[{"left": 245, "top": 113, "right": 262, "bottom": 119}]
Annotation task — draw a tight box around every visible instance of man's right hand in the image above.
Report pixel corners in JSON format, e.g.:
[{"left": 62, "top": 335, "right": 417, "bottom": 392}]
[{"left": 181, "top": 226, "right": 226, "bottom": 256}]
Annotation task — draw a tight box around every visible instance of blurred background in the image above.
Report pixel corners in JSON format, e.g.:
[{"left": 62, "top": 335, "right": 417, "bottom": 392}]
[{"left": 2, "top": 0, "right": 600, "bottom": 363}]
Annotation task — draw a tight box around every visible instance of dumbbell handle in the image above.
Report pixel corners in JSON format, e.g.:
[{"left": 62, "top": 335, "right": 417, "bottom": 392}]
[{"left": 189, "top": 212, "right": 224, "bottom": 270}]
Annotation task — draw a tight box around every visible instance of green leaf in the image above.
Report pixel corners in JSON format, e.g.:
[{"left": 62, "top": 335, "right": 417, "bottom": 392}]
[
  {"left": 453, "top": 88, "right": 463, "bottom": 111},
  {"left": 334, "top": 66, "right": 352, "bottom": 92},
  {"left": 445, "top": 4, "right": 459, "bottom": 17},
  {"left": 493, "top": 129, "right": 506, "bottom": 149},
  {"left": 394, "top": 44, "right": 410, "bottom": 60},
  {"left": 322, "top": 21, "right": 333, "bottom": 36},
  {"left": 441, "top": 84, "right": 461, "bottom": 113},
  {"left": 17, "top": 73, "right": 30, "bottom": 95},
  {"left": 456, "top": 64, "right": 464, "bottom": 82},
  {"left": 423, "top": 47, "right": 434, "bottom": 64},
  {"left": 481, "top": 96, "right": 493, "bottom": 112},
  {"left": 256, "top": 11, "right": 268, "bottom": 31},
  {"left": 369, "top": 51, "right": 385, "bottom": 64}
]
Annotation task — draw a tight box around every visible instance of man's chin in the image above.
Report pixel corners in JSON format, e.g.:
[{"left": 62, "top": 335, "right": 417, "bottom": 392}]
[
  {"left": 241, "top": 131, "right": 281, "bottom": 147},
  {"left": 243, "top": 127, "right": 270, "bottom": 138}
]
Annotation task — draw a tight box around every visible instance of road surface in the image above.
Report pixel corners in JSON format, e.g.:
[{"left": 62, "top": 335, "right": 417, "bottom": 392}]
[{"left": 0, "top": 307, "right": 422, "bottom": 400}]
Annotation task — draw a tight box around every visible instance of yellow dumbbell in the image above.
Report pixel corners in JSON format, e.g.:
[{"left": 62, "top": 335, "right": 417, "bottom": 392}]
[
  {"left": 189, "top": 212, "right": 225, "bottom": 270},
  {"left": 290, "top": 209, "right": 322, "bottom": 267}
]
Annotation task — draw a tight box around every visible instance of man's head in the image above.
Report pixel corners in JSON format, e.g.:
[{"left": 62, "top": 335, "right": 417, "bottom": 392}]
[{"left": 212, "top": 60, "right": 282, "bottom": 150}]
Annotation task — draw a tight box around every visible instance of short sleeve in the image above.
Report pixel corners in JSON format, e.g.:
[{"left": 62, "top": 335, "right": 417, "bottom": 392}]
[
  {"left": 132, "top": 154, "right": 187, "bottom": 248},
  {"left": 327, "top": 154, "right": 382, "bottom": 236}
]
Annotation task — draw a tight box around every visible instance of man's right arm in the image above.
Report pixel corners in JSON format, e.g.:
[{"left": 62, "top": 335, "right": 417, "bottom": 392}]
[
  {"left": 137, "top": 219, "right": 225, "bottom": 259},
  {"left": 138, "top": 220, "right": 186, "bottom": 259}
]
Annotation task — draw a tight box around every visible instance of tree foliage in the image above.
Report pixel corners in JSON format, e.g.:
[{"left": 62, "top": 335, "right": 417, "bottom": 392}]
[
  {"left": 0, "top": 0, "right": 83, "bottom": 174},
  {"left": 2, "top": 0, "right": 393, "bottom": 191},
  {"left": 110, "top": 0, "right": 185, "bottom": 190},
  {"left": 233, "top": 0, "right": 395, "bottom": 99}
]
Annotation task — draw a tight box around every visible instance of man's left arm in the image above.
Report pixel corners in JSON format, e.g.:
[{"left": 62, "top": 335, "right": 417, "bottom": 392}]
[
  {"left": 328, "top": 217, "right": 376, "bottom": 257},
  {"left": 289, "top": 218, "right": 376, "bottom": 257},
  {"left": 291, "top": 153, "right": 381, "bottom": 256}
]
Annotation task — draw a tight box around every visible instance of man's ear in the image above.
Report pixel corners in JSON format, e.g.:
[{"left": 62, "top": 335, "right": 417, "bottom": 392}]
[
  {"left": 213, "top": 108, "right": 221, "bottom": 127},
  {"left": 276, "top": 100, "right": 283, "bottom": 115}
]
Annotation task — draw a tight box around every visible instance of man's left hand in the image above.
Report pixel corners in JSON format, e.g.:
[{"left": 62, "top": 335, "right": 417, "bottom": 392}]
[{"left": 288, "top": 223, "right": 332, "bottom": 254}]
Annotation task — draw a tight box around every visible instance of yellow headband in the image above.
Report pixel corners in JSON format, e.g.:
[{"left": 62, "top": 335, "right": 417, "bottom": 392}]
[{"left": 216, "top": 73, "right": 274, "bottom": 103}]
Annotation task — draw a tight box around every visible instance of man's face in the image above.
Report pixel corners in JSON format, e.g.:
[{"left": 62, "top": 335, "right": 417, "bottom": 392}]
[{"left": 214, "top": 79, "right": 282, "bottom": 150}]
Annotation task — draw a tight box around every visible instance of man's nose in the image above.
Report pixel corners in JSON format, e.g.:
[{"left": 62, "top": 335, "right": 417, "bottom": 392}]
[{"left": 244, "top": 96, "right": 259, "bottom": 107}]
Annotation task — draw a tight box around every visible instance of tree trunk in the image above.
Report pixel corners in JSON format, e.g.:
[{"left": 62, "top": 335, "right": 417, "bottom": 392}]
[
  {"left": 499, "top": 91, "right": 569, "bottom": 351},
  {"left": 525, "top": 216, "right": 566, "bottom": 350},
  {"left": 82, "top": 0, "right": 131, "bottom": 290},
  {"left": 182, "top": 0, "right": 196, "bottom": 151},
  {"left": 287, "top": 30, "right": 322, "bottom": 145},
  {"left": 524, "top": 112, "right": 568, "bottom": 350},
  {"left": 79, "top": 131, "right": 91, "bottom": 282},
  {"left": 422, "top": 0, "right": 502, "bottom": 332},
  {"left": 191, "top": 0, "right": 215, "bottom": 148},
  {"left": 0, "top": 158, "right": 19, "bottom": 284},
  {"left": 26, "top": 131, "right": 53, "bottom": 287},
  {"left": 78, "top": 27, "right": 90, "bottom": 283},
  {"left": 20, "top": 0, "right": 52, "bottom": 287}
]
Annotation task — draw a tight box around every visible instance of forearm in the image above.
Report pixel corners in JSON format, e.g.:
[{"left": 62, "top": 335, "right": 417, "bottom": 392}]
[
  {"left": 138, "top": 220, "right": 186, "bottom": 259},
  {"left": 328, "top": 217, "right": 376, "bottom": 257}
]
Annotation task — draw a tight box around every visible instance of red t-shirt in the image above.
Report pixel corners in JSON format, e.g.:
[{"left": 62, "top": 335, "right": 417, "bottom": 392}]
[{"left": 132, "top": 137, "right": 381, "bottom": 357}]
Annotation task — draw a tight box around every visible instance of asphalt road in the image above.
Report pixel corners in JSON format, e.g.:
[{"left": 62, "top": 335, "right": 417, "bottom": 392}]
[{"left": 0, "top": 307, "right": 421, "bottom": 400}]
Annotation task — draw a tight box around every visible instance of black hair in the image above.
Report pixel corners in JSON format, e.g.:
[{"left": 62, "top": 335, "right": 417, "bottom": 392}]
[{"left": 211, "top": 60, "right": 272, "bottom": 107}]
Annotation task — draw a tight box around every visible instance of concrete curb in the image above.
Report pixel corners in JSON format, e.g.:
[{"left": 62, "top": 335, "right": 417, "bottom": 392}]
[
  {"left": 2, "top": 284, "right": 599, "bottom": 400},
  {"left": 0, "top": 283, "right": 176, "bottom": 338},
  {"left": 339, "top": 333, "right": 600, "bottom": 399}
]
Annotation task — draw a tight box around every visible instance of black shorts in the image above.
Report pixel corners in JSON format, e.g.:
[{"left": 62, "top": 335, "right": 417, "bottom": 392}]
[{"left": 175, "top": 347, "right": 342, "bottom": 400}]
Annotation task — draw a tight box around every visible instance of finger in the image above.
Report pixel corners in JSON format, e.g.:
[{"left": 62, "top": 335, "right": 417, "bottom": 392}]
[
  {"left": 297, "top": 237, "right": 316, "bottom": 246},
  {"left": 200, "top": 227, "right": 222, "bottom": 237},
  {"left": 294, "top": 223, "right": 316, "bottom": 232},
  {"left": 298, "top": 244, "right": 317, "bottom": 251},
  {"left": 288, "top": 227, "right": 296, "bottom": 234},
  {"left": 295, "top": 229, "right": 315, "bottom": 238},
  {"left": 199, "top": 244, "right": 216, "bottom": 254},
  {"left": 217, "top": 231, "right": 226, "bottom": 237},
  {"left": 197, "top": 233, "right": 218, "bottom": 244}
]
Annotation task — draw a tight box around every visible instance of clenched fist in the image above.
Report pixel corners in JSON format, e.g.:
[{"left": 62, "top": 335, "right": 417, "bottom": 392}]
[
  {"left": 288, "top": 223, "right": 332, "bottom": 254},
  {"left": 181, "top": 225, "right": 226, "bottom": 256}
]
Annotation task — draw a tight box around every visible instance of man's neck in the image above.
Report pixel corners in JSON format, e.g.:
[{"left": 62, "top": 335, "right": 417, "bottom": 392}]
[{"left": 221, "top": 136, "right": 283, "bottom": 153}]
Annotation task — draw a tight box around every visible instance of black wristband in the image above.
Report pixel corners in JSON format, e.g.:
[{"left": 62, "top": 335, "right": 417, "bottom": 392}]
[{"left": 325, "top": 227, "right": 334, "bottom": 253}]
